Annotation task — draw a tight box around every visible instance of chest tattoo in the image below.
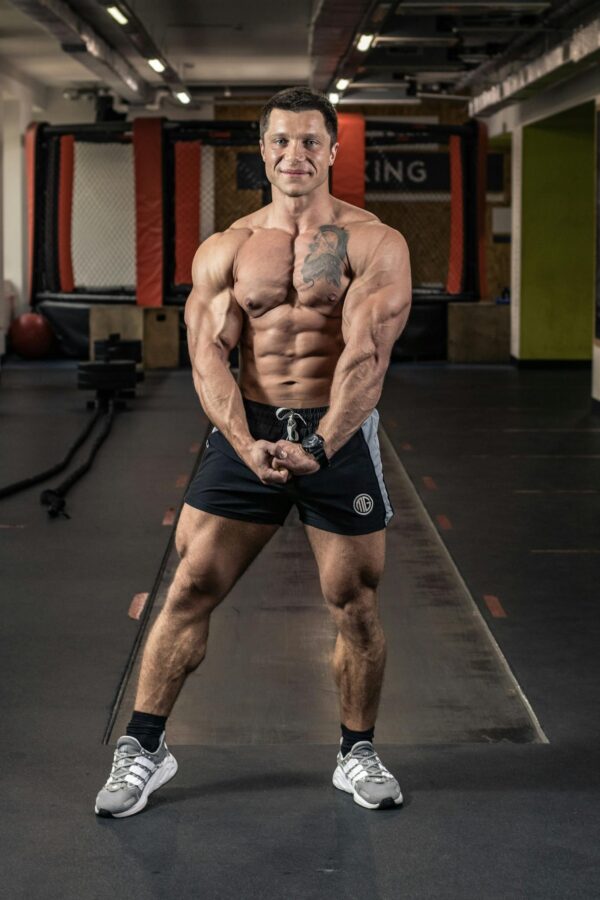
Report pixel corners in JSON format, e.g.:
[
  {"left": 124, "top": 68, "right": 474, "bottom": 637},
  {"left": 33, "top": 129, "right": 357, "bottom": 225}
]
[{"left": 301, "top": 225, "right": 348, "bottom": 288}]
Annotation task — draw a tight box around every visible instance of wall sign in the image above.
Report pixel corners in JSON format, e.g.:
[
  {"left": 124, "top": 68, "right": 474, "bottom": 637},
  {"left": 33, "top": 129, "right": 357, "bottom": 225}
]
[{"left": 237, "top": 152, "right": 504, "bottom": 193}]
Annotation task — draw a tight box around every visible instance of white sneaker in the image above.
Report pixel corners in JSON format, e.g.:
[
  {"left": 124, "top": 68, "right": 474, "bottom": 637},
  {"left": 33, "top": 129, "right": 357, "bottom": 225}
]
[{"left": 95, "top": 731, "right": 178, "bottom": 818}]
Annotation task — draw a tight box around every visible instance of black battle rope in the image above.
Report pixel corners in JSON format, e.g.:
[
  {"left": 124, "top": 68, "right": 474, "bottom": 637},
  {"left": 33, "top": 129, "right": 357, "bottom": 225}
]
[
  {"left": 0, "top": 406, "right": 105, "bottom": 501},
  {"left": 40, "top": 399, "right": 118, "bottom": 519}
]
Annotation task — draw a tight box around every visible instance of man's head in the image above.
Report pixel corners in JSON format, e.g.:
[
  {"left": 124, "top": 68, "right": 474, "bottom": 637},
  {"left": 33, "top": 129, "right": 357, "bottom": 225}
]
[
  {"left": 259, "top": 87, "right": 339, "bottom": 198},
  {"left": 260, "top": 87, "right": 338, "bottom": 145}
]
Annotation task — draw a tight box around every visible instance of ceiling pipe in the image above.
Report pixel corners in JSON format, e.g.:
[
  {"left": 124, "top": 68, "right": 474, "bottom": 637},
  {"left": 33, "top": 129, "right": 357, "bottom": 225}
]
[
  {"left": 454, "top": 0, "right": 597, "bottom": 91},
  {"left": 9, "top": 0, "right": 150, "bottom": 102}
]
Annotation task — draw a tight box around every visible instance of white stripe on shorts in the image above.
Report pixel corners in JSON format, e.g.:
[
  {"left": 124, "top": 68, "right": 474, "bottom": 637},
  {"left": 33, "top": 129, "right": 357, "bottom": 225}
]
[{"left": 360, "top": 409, "right": 394, "bottom": 526}]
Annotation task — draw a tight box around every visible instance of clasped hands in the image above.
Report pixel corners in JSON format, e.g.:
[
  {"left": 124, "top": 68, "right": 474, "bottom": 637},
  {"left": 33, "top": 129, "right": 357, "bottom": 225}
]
[{"left": 248, "top": 439, "right": 320, "bottom": 485}]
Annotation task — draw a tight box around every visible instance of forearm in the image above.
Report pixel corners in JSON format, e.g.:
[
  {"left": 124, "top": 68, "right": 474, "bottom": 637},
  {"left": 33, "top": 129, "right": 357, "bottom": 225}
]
[
  {"left": 192, "top": 346, "right": 254, "bottom": 463},
  {"left": 317, "top": 349, "right": 385, "bottom": 458}
]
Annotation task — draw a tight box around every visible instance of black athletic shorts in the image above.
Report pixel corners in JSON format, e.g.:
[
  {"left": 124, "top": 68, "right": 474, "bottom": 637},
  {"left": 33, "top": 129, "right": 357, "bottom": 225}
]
[{"left": 184, "top": 398, "right": 394, "bottom": 535}]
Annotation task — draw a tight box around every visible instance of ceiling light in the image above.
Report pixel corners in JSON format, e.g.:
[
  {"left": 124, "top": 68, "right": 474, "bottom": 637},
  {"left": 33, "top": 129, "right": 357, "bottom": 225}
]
[
  {"left": 328, "top": 92, "right": 340, "bottom": 105},
  {"left": 336, "top": 78, "right": 350, "bottom": 91},
  {"left": 106, "top": 6, "right": 128, "bottom": 26},
  {"left": 357, "top": 34, "right": 374, "bottom": 52},
  {"left": 175, "top": 91, "right": 191, "bottom": 105},
  {"left": 148, "top": 58, "right": 166, "bottom": 73}
]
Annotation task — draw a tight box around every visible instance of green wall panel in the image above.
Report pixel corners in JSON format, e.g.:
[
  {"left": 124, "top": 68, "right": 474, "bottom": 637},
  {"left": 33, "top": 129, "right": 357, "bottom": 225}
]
[{"left": 521, "top": 102, "right": 595, "bottom": 359}]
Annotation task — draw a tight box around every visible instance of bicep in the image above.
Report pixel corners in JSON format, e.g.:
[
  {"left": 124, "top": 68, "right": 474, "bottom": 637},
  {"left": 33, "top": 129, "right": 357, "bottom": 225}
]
[
  {"left": 342, "top": 231, "right": 412, "bottom": 361},
  {"left": 185, "top": 284, "right": 242, "bottom": 360},
  {"left": 184, "top": 236, "right": 243, "bottom": 363}
]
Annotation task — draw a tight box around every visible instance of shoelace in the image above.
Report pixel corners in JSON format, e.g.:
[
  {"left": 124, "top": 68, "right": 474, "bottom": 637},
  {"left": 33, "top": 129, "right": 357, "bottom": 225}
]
[
  {"left": 343, "top": 746, "right": 394, "bottom": 784},
  {"left": 106, "top": 747, "right": 154, "bottom": 791}
]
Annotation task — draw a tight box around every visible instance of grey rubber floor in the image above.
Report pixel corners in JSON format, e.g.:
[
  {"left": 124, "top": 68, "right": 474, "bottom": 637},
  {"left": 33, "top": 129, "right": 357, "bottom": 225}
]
[{"left": 1, "top": 360, "right": 599, "bottom": 900}]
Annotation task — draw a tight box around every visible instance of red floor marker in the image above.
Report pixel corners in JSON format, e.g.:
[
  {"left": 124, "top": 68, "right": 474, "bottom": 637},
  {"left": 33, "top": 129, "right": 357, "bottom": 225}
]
[
  {"left": 436, "top": 514, "right": 452, "bottom": 530},
  {"left": 175, "top": 475, "right": 187, "bottom": 488},
  {"left": 189, "top": 443, "right": 201, "bottom": 453},
  {"left": 162, "top": 507, "right": 176, "bottom": 526},
  {"left": 401, "top": 442, "right": 414, "bottom": 451},
  {"left": 423, "top": 476, "right": 437, "bottom": 490},
  {"left": 484, "top": 594, "right": 507, "bottom": 618},
  {"left": 128, "top": 592, "right": 149, "bottom": 620}
]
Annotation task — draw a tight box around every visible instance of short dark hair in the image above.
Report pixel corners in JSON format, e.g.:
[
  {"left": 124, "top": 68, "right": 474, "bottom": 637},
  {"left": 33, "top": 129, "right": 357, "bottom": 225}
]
[{"left": 259, "top": 87, "right": 338, "bottom": 144}]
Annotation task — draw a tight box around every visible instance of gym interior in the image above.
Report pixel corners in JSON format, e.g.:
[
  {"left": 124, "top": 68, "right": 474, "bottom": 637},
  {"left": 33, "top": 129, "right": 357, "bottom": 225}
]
[{"left": 1, "top": 0, "right": 599, "bottom": 897}]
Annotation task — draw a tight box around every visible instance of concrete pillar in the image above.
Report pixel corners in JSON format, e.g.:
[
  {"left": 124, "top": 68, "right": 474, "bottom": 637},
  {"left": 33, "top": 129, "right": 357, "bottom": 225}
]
[
  {"left": 518, "top": 102, "right": 595, "bottom": 362},
  {"left": 593, "top": 100, "right": 600, "bottom": 409},
  {"left": 3, "top": 93, "right": 31, "bottom": 317},
  {"left": 0, "top": 93, "right": 5, "bottom": 356},
  {"left": 510, "top": 125, "right": 522, "bottom": 361}
]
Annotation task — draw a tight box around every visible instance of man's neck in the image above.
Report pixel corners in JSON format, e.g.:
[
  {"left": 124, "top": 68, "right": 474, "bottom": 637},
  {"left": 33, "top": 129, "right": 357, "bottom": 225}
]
[{"left": 266, "top": 185, "right": 337, "bottom": 233}]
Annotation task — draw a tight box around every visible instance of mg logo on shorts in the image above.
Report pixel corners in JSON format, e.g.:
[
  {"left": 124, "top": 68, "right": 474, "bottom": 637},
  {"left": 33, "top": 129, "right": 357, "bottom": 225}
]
[{"left": 353, "top": 493, "right": 374, "bottom": 515}]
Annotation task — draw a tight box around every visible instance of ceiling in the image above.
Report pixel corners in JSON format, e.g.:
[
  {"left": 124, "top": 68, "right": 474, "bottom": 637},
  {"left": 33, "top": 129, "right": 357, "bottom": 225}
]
[{"left": 0, "top": 0, "right": 598, "bottom": 113}]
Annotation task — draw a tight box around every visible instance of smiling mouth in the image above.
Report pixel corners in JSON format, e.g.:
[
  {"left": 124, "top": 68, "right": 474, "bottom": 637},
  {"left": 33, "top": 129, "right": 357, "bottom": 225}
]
[{"left": 280, "top": 170, "right": 309, "bottom": 175}]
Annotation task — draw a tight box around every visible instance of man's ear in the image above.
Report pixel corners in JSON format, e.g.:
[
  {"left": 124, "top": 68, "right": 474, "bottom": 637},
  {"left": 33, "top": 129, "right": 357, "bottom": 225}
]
[
  {"left": 259, "top": 139, "right": 266, "bottom": 162},
  {"left": 329, "top": 141, "right": 339, "bottom": 166}
]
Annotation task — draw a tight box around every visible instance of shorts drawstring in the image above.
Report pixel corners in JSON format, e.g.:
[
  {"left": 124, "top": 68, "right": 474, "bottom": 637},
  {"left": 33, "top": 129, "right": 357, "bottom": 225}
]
[{"left": 275, "top": 408, "right": 308, "bottom": 443}]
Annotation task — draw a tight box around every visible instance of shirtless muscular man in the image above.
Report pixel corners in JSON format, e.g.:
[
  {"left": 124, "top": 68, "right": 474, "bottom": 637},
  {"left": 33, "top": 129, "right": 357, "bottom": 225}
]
[{"left": 95, "top": 87, "right": 412, "bottom": 817}]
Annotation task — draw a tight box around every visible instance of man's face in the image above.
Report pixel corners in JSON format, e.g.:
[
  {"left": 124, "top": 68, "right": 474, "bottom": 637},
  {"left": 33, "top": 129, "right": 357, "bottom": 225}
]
[{"left": 260, "top": 108, "right": 338, "bottom": 198}]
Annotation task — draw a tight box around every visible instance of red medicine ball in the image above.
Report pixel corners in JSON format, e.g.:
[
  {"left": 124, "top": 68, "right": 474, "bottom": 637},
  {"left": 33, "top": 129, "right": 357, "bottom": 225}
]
[{"left": 9, "top": 312, "right": 55, "bottom": 360}]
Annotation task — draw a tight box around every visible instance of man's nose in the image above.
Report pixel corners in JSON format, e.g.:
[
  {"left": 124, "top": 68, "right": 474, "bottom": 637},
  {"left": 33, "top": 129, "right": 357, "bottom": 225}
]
[{"left": 284, "top": 141, "right": 305, "bottom": 160}]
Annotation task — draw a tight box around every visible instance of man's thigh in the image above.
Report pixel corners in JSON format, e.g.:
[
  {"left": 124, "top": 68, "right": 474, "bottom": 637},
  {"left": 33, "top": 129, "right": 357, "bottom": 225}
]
[
  {"left": 175, "top": 505, "right": 279, "bottom": 598},
  {"left": 304, "top": 524, "right": 386, "bottom": 602}
]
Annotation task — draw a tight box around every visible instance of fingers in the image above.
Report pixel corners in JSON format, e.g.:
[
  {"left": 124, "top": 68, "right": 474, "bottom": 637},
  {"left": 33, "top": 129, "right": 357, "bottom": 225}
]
[
  {"left": 260, "top": 466, "right": 289, "bottom": 484},
  {"left": 272, "top": 457, "right": 292, "bottom": 471}
]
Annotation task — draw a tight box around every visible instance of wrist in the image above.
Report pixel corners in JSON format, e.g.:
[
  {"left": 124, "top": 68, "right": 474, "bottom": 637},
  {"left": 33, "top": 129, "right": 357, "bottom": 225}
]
[
  {"left": 236, "top": 437, "right": 256, "bottom": 464},
  {"left": 301, "top": 432, "right": 330, "bottom": 468}
]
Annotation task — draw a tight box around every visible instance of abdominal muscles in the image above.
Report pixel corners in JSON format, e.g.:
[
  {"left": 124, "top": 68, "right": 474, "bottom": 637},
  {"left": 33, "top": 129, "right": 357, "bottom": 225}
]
[{"left": 237, "top": 306, "right": 344, "bottom": 407}]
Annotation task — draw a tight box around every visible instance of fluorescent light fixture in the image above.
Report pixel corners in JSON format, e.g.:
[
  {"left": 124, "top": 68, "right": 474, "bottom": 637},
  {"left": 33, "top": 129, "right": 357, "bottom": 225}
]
[
  {"left": 336, "top": 78, "right": 350, "bottom": 91},
  {"left": 106, "top": 6, "right": 128, "bottom": 25},
  {"left": 357, "top": 34, "right": 374, "bottom": 52},
  {"left": 175, "top": 91, "right": 191, "bottom": 104},
  {"left": 148, "top": 58, "right": 166, "bottom": 73},
  {"left": 328, "top": 92, "right": 340, "bottom": 105}
]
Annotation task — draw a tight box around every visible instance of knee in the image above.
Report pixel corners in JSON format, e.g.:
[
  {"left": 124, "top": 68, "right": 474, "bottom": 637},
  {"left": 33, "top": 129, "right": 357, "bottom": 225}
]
[
  {"left": 168, "top": 559, "right": 228, "bottom": 615},
  {"left": 320, "top": 560, "right": 381, "bottom": 610},
  {"left": 322, "top": 581, "right": 383, "bottom": 649}
]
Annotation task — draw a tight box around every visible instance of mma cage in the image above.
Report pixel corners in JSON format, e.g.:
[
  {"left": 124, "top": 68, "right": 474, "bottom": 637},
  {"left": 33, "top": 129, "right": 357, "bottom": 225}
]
[{"left": 26, "top": 115, "right": 495, "bottom": 361}]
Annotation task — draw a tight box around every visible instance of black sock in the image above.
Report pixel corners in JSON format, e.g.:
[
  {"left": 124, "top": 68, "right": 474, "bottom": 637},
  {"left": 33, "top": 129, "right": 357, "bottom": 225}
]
[
  {"left": 126, "top": 710, "right": 167, "bottom": 753},
  {"left": 340, "top": 722, "right": 375, "bottom": 757}
]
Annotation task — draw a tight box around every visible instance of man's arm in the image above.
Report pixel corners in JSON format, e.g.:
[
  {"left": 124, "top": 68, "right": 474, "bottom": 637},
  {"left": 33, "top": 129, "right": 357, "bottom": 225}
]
[
  {"left": 186, "top": 230, "right": 289, "bottom": 485},
  {"left": 316, "top": 226, "right": 412, "bottom": 458},
  {"left": 185, "top": 231, "right": 255, "bottom": 463}
]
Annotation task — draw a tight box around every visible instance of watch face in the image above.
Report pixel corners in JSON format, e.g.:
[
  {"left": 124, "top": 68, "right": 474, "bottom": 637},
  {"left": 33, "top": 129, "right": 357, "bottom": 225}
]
[{"left": 304, "top": 434, "right": 320, "bottom": 449}]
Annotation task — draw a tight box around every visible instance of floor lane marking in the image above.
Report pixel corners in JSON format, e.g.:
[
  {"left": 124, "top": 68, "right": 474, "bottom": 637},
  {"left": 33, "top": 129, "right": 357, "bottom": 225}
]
[
  {"left": 162, "top": 507, "right": 176, "bottom": 526},
  {"left": 484, "top": 595, "right": 507, "bottom": 618},
  {"left": 128, "top": 593, "right": 149, "bottom": 620}
]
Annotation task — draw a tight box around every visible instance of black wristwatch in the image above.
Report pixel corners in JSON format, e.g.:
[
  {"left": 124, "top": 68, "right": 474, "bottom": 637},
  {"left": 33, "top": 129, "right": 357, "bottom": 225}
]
[{"left": 301, "top": 432, "right": 329, "bottom": 468}]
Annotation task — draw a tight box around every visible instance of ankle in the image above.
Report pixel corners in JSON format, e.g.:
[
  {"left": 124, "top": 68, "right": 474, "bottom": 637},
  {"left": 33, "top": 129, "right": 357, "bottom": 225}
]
[
  {"left": 126, "top": 710, "right": 168, "bottom": 753},
  {"left": 340, "top": 722, "right": 375, "bottom": 757}
]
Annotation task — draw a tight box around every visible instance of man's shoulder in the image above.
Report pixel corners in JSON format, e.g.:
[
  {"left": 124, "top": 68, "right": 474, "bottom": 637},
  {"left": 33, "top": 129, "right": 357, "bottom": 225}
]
[
  {"left": 345, "top": 218, "right": 407, "bottom": 271},
  {"left": 334, "top": 201, "right": 404, "bottom": 245}
]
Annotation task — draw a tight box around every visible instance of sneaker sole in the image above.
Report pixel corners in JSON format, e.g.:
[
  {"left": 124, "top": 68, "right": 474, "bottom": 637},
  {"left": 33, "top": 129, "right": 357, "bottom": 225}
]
[
  {"left": 95, "top": 753, "right": 178, "bottom": 818},
  {"left": 332, "top": 765, "right": 403, "bottom": 810}
]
